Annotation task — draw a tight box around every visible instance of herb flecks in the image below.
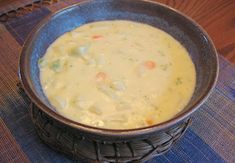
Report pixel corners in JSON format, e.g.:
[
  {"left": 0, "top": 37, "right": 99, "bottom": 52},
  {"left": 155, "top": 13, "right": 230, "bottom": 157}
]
[
  {"left": 160, "top": 64, "right": 168, "bottom": 71},
  {"left": 38, "top": 58, "right": 44, "bottom": 64},
  {"left": 176, "top": 77, "right": 183, "bottom": 85},
  {"left": 144, "top": 95, "right": 150, "bottom": 100},
  {"left": 157, "top": 50, "right": 165, "bottom": 57},
  {"left": 167, "top": 43, "right": 172, "bottom": 48},
  {"left": 50, "top": 59, "right": 61, "bottom": 72},
  {"left": 154, "top": 106, "right": 159, "bottom": 111},
  {"left": 128, "top": 57, "right": 139, "bottom": 62}
]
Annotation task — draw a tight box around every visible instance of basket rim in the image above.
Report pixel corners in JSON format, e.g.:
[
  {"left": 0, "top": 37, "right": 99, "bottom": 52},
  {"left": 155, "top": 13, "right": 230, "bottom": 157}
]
[{"left": 19, "top": 0, "right": 219, "bottom": 137}]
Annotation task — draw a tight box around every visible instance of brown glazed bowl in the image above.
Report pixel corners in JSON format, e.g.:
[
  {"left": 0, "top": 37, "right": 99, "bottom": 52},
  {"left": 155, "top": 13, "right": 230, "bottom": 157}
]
[{"left": 19, "top": 0, "right": 218, "bottom": 162}]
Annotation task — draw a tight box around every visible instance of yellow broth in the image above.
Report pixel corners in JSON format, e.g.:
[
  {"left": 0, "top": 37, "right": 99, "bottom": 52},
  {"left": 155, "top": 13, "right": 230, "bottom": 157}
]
[{"left": 39, "top": 20, "right": 196, "bottom": 129}]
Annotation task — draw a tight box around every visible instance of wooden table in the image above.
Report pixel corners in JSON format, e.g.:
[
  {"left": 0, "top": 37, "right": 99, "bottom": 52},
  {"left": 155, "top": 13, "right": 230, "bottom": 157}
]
[
  {"left": 0, "top": 0, "right": 235, "bottom": 64},
  {"left": 155, "top": 0, "right": 235, "bottom": 64}
]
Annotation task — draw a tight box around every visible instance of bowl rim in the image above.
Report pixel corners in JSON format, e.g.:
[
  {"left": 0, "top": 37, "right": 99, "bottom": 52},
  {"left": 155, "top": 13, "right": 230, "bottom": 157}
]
[{"left": 19, "top": 0, "right": 219, "bottom": 137}]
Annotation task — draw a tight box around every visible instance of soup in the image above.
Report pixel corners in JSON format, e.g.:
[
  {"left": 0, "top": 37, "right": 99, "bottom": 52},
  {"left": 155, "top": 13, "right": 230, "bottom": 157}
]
[{"left": 39, "top": 20, "right": 196, "bottom": 129}]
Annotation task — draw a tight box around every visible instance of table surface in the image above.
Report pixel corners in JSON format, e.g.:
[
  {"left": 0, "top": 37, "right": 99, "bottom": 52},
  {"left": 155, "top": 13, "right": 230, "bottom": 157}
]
[
  {"left": 0, "top": 0, "right": 235, "bottom": 64},
  {"left": 155, "top": 0, "right": 235, "bottom": 64}
]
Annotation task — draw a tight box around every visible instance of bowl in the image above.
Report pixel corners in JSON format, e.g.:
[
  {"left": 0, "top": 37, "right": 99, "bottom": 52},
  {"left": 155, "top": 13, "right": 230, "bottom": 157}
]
[{"left": 19, "top": 0, "right": 218, "bottom": 162}]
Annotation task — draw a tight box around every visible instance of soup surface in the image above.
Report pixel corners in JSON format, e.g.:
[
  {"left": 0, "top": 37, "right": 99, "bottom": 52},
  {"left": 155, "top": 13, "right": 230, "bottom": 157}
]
[{"left": 39, "top": 20, "right": 196, "bottom": 129}]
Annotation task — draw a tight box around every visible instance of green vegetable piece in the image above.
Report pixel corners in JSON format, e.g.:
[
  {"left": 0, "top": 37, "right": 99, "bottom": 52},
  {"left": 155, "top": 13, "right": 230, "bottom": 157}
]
[
  {"left": 70, "top": 44, "right": 90, "bottom": 57},
  {"left": 38, "top": 58, "right": 46, "bottom": 67},
  {"left": 38, "top": 58, "right": 44, "bottom": 64},
  {"left": 50, "top": 59, "right": 61, "bottom": 72}
]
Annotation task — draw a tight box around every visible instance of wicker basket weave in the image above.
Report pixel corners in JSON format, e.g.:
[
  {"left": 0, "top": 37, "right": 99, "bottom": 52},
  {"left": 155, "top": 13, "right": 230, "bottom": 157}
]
[
  {"left": 17, "top": 82, "right": 191, "bottom": 162},
  {"left": 30, "top": 102, "right": 191, "bottom": 162}
]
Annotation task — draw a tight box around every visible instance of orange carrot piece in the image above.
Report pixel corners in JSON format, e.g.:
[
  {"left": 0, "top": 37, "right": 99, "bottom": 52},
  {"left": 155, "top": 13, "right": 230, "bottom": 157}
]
[
  {"left": 146, "top": 119, "right": 154, "bottom": 126},
  {"left": 92, "top": 35, "right": 103, "bottom": 39},
  {"left": 144, "top": 60, "right": 156, "bottom": 70},
  {"left": 96, "top": 72, "right": 107, "bottom": 81}
]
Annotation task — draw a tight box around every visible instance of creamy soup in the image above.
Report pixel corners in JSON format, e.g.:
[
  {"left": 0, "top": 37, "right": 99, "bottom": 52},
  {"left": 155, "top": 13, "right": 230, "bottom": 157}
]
[{"left": 39, "top": 20, "right": 196, "bottom": 129}]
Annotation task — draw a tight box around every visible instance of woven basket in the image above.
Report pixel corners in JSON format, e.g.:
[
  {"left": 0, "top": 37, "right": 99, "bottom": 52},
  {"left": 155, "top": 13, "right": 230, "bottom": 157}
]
[
  {"left": 30, "top": 102, "right": 191, "bottom": 162},
  {"left": 18, "top": 82, "right": 191, "bottom": 162}
]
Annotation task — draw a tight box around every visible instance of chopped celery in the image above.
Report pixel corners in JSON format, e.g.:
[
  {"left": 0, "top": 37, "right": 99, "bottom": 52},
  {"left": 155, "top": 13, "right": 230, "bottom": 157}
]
[
  {"left": 38, "top": 58, "right": 46, "bottom": 67},
  {"left": 50, "top": 59, "right": 61, "bottom": 72},
  {"left": 70, "top": 44, "right": 90, "bottom": 57}
]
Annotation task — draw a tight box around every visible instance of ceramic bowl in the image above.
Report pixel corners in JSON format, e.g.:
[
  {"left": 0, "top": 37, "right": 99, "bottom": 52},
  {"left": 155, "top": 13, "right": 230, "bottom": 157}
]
[{"left": 19, "top": 0, "right": 218, "bottom": 162}]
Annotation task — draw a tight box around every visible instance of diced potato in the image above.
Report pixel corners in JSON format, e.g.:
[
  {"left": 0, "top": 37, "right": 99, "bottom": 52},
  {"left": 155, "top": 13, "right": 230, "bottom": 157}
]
[
  {"left": 54, "top": 96, "right": 68, "bottom": 109},
  {"left": 79, "top": 115, "right": 92, "bottom": 124},
  {"left": 111, "top": 80, "right": 126, "bottom": 91},
  {"left": 54, "top": 82, "right": 65, "bottom": 90},
  {"left": 77, "top": 100, "right": 93, "bottom": 110},
  {"left": 88, "top": 105, "right": 103, "bottom": 115},
  {"left": 69, "top": 31, "right": 81, "bottom": 39},
  {"left": 97, "top": 84, "right": 119, "bottom": 100},
  {"left": 96, "top": 56, "right": 106, "bottom": 66},
  {"left": 91, "top": 120, "right": 104, "bottom": 127},
  {"left": 79, "top": 46, "right": 89, "bottom": 55},
  {"left": 137, "top": 66, "right": 147, "bottom": 77},
  {"left": 87, "top": 59, "right": 96, "bottom": 67},
  {"left": 115, "top": 101, "right": 131, "bottom": 111},
  {"left": 70, "top": 44, "right": 90, "bottom": 58},
  {"left": 67, "top": 41, "right": 77, "bottom": 47}
]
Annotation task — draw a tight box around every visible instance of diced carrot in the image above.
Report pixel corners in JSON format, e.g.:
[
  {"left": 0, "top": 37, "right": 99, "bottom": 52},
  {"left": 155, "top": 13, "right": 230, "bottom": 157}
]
[
  {"left": 96, "top": 72, "right": 107, "bottom": 81},
  {"left": 146, "top": 119, "right": 154, "bottom": 125},
  {"left": 144, "top": 60, "right": 156, "bottom": 70},
  {"left": 92, "top": 35, "right": 103, "bottom": 40}
]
